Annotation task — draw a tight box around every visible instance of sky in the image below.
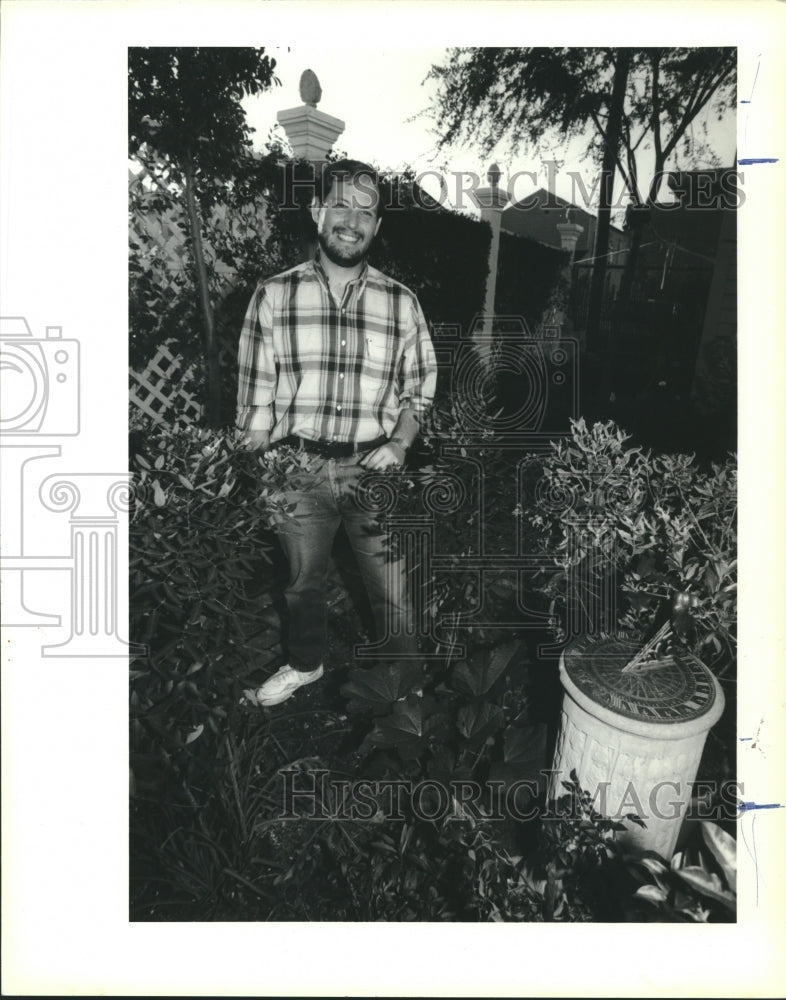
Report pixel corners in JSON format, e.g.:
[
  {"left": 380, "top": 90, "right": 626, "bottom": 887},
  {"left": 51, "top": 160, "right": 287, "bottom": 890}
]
[
  {"left": 243, "top": 47, "right": 450, "bottom": 171},
  {"left": 242, "top": 45, "right": 739, "bottom": 221}
]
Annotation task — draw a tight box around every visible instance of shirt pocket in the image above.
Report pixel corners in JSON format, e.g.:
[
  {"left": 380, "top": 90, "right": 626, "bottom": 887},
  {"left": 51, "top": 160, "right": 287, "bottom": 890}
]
[{"left": 362, "top": 333, "right": 394, "bottom": 381}]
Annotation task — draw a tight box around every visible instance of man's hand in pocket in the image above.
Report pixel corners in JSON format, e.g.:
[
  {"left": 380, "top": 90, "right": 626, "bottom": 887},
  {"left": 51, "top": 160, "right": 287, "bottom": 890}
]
[{"left": 242, "top": 429, "right": 270, "bottom": 453}]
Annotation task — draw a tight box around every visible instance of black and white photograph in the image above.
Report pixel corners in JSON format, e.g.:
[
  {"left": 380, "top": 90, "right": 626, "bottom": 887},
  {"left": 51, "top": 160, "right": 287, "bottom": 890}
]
[{"left": 3, "top": 2, "right": 785, "bottom": 996}]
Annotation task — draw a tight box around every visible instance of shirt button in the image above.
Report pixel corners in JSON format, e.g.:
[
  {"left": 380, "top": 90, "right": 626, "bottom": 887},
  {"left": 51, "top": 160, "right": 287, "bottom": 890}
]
[
  {"left": 336, "top": 405, "right": 342, "bottom": 412},
  {"left": 341, "top": 339, "right": 346, "bottom": 346},
  {"left": 339, "top": 373, "right": 344, "bottom": 380}
]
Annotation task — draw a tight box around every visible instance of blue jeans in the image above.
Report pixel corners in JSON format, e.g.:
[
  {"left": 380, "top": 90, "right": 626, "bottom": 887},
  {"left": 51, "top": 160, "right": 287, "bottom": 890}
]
[{"left": 269, "top": 454, "right": 418, "bottom": 671}]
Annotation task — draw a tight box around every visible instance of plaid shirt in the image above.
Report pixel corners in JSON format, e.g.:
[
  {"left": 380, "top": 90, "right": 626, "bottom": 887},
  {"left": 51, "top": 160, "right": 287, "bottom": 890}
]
[{"left": 236, "top": 254, "right": 437, "bottom": 443}]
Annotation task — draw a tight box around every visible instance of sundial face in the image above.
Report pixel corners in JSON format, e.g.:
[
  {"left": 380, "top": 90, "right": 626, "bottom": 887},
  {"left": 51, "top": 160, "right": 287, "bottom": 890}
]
[{"left": 564, "top": 636, "right": 717, "bottom": 723}]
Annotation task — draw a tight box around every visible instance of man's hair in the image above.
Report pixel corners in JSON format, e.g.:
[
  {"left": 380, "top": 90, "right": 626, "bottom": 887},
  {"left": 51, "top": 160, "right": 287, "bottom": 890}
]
[{"left": 319, "top": 159, "right": 385, "bottom": 218}]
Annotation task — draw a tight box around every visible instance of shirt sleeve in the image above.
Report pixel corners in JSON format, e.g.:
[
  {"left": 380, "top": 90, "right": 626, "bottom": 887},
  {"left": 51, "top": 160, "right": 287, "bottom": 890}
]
[
  {"left": 399, "top": 295, "right": 437, "bottom": 415},
  {"left": 236, "top": 282, "right": 276, "bottom": 432}
]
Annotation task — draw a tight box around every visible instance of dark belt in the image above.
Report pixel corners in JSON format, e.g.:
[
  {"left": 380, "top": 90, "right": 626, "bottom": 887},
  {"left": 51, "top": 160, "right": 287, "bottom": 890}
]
[{"left": 277, "top": 434, "right": 388, "bottom": 459}]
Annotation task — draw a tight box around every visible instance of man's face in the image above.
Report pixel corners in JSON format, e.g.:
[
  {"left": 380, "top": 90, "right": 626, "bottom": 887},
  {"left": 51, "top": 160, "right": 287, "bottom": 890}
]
[{"left": 312, "top": 175, "right": 382, "bottom": 269}]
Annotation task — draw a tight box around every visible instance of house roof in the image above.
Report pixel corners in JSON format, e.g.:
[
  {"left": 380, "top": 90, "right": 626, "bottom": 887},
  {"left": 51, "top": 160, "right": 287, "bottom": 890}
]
[{"left": 500, "top": 188, "right": 627, "bottom": 256}]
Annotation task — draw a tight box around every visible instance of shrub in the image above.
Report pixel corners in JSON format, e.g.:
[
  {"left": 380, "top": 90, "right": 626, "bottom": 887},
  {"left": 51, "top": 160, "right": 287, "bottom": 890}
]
[
  {"left": 129, "top": 417, "right": 327, "bottom": 916},
  {"left": 627, "top": 820, "right": 736, "bottom": 922},
  {"left": 520, "top": 417, "right": 737, "bottom": 675},
  {"left": 335, "top": 394, "right": 543, "bottom": 783},
  {"left": 271, "top": 768, "right": 643, "bottom": 922}
]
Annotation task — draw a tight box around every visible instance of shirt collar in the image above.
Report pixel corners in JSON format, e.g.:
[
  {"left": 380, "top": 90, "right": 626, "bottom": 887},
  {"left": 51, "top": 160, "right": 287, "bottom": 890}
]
[{"left": 313, "top": 250, "right": 370, "bottom": 296}]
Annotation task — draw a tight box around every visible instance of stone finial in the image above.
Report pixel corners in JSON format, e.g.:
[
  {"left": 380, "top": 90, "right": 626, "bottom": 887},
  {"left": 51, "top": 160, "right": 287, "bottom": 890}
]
[
  {"left": 299, "top": 69, "right": 322, "bottom": 107},
  {"left": 487, "top": 162, "right": 502, "bottom": 188}
]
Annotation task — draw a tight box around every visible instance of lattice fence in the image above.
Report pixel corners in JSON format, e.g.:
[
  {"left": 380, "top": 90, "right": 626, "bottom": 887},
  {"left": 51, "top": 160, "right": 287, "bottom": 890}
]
[{"left": 129, "top": 343, "right": 203, "bottom": 426}]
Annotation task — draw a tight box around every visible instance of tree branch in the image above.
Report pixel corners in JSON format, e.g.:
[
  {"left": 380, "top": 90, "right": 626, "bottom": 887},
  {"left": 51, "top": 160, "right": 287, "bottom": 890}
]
[
  {"left": 660, "top": 62, "right": 730, "bottom": 166},
  {"left": 650, "top": 50, "right": 664, "bottom": 171}
]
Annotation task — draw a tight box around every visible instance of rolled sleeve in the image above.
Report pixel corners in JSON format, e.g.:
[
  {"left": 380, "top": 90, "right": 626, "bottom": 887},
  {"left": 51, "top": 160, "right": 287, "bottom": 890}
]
[
  {"left": 236, "top": 282, "right": 276, "bottom": 432},
  {"left": 399, "top": 297, "right": 437, "bottom": 415}
]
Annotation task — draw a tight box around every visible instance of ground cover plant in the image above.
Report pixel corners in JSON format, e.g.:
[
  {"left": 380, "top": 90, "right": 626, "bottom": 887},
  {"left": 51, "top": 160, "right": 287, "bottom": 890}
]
[{"left": 129, "top": 412, "right": 737, "bottom": 921}]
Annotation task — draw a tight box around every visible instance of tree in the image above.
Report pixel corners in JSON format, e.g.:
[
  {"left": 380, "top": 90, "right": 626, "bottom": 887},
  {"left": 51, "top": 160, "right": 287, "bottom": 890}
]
[
  {"left": 129, "top": 47, "right": 279, "bottom": 428},
  {"left": 426, "top": 48, "right": 736, "bottom": 347}
]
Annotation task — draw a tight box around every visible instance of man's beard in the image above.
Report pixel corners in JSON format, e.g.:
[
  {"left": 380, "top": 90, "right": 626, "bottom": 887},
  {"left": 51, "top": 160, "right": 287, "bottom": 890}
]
[{"left": 317, "top": 226, "right": 370, "bottom": 268}]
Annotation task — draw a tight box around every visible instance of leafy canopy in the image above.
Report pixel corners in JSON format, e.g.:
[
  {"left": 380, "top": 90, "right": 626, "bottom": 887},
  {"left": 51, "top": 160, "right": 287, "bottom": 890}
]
[
  {"left": 129, "top": 47, "right": 279, "bottom": 182},
  {"left": 427, "top": 47, "right": 736, "bottom": 204}
]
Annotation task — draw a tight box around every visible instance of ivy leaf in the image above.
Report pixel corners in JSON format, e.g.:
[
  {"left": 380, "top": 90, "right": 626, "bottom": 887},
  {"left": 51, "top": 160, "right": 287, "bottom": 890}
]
[
  {"left": 503, "top": 723, "right": 547, "bottom": 766},
  {"left": 456, "top": 702, "right": 504, "bottom": 742},
  {"left": 362, "top": 695, "right": 426, "bottom": 752},
  {"left": 451, "top": 640, "right": 517, "bottom": 696},
  {"left": 340, "top": 662, "right": 423, "bottom": 715},
  {"left": 488, "top": 723, "right": 548, "bottom": 790}
]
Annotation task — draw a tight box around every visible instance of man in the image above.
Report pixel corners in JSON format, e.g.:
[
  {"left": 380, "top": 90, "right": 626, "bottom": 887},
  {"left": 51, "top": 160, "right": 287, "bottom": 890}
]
[{"left": 237, "top": 159, "right": 437, "bottom": 707}]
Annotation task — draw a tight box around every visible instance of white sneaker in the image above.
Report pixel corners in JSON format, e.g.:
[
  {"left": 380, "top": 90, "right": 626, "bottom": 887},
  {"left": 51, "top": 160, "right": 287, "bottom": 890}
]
[{"left": 252, "top": 664, "right": 324, "bottom": 707}]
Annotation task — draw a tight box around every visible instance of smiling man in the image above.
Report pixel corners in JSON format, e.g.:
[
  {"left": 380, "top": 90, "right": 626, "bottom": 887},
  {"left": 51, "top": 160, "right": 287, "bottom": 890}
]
[{"left": 237, "top": 159, "right": 437, "bottom": 707}]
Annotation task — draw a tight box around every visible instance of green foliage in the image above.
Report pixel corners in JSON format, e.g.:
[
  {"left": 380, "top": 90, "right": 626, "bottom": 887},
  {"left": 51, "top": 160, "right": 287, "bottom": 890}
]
[
  {"left": 338, "top": 398, "right": 538, "bottom": 787},
  {"left": 131, "top": 723, "right": 284, "bottom": 919},
  {"left": 129, "top": 146, "right": 305, "bottom": 423},
  {"left": 426, "top": 47, "right": 736, "bottom": 204},
  {"left": 129, "top": 47, "right": 281, "bottom": 426},
  {"left": 129, "top": 417, "right": 312, "bottom": 772},
  {"left": 530, "top": 770, "right": 645, "bottom": 920},
  {"left": 521, "top": 417, "right": 737, "bottom": 675},
  {"left": 495, "top": 230, "right": 567, "bottom": 326},
  {"left": 270, "top": 768, "right": 643, "bottom": 922},
  {"left": 129, "top": 410, "right": 736, "bottom": 922},
  {"left": 128, "top": 417, "right": 346, "bottom": 918},
  {"left": 627, "top": 821, "right": 736, "bottom": 921},
  {"left": 128, "top": 47, "right": 279, "bottom": 189}
]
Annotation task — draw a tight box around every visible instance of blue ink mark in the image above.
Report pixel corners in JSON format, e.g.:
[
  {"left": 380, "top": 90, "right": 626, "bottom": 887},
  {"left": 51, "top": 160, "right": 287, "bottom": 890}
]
[
  {"left": 738, "top": 801, "right": 783, "bottom": 811},
  {"left": 740, "top": 811, "right": 759, "bottom": 906},
  {"left": 738, "top": 157, "right": 779, "bottom": 165},
  {"left": 743, "top": 55, "right": 761, "bottom": 104},
  {"left": 739, "top": 736, "right": 753, "bottom": 741}
]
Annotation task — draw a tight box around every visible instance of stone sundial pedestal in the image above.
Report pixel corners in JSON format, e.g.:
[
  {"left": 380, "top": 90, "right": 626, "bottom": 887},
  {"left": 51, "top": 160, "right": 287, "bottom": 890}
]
[{"left": 550, "top": 635, "right": 725, "bottom": 859}]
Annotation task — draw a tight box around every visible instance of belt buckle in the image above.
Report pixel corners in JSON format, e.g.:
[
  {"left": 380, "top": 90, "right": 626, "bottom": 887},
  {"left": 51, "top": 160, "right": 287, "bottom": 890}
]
[{"left": 311, "top": 438, "right": 336, "bottom": 458}]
